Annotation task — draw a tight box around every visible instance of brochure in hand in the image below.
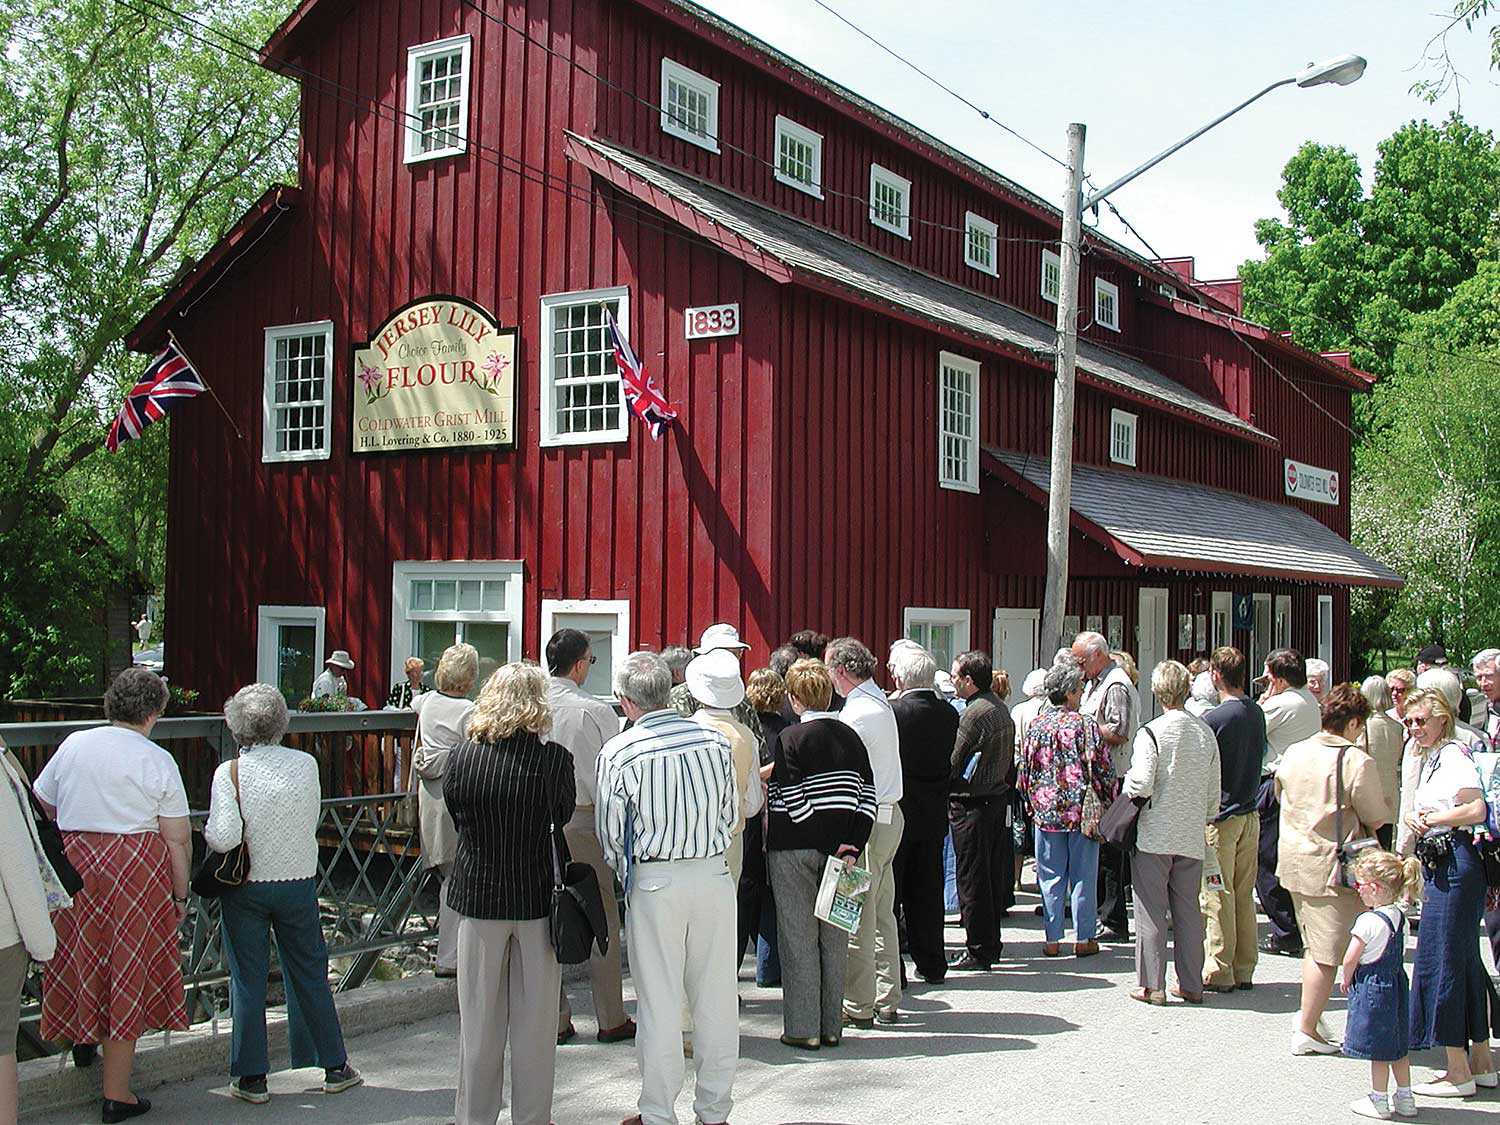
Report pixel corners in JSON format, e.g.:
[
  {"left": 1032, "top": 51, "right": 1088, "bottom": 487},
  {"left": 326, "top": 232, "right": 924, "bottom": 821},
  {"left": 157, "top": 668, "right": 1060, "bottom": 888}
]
[{"left": 814, "top": 856, "right": 872, "bottom": 935}]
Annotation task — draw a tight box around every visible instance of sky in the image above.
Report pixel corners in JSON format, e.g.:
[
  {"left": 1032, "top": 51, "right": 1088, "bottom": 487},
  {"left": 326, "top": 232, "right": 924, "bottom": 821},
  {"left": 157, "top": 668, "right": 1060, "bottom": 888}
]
[{"left": 696, "top": 0, "right": 1498, "bottom": 280}]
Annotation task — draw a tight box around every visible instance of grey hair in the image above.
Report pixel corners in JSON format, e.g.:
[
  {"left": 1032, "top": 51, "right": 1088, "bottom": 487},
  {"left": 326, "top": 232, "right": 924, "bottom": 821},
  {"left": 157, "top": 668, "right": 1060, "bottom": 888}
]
[
  {"left": 1152, "top": 660, "right": 1192, "bottom": 709},
  {"left": 660, "top": 645, "right": 694, "bottom": 674},
  {"left": 1305, "top": 658, "right": 1330, "bottom": 682},
  {"left": 224, "top": 683, "right": 290, "bottom": 747},
  {"left": 824, "top": 637, "right": 877, "bottom": 681},
  {"left": 1472, "top": 648, "right": 1500, "bottom": 673},
  {"left": 1073, "top": 631, "right": 1109, "bottom": 660},
  {"left": 1415, "top": 667, "right": 1463, "bottom": 712},
  {"left": 616, "top": 651, "right": 673, "bottom": 711},
  {"left": 1043, "top": 660, "right": 1084, "bottom": 704},
  {"left": 104, "top": 666, "right": 170, "bottom": 725},
  {"left": 435, "top": 642, "right": 480, "bottom": 694},
  {"left": 1360, "top": 674, "right": 1393, "bottom": 712},
  {"left": 891, "top": 647, "right": 937, "bottom": 689}
]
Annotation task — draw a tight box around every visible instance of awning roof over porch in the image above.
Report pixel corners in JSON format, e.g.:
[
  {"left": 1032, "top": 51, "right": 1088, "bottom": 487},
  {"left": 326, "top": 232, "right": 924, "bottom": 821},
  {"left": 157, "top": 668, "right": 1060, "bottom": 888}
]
[{"left": 982, "top": 447, "right": 1403, "bottom": 588}]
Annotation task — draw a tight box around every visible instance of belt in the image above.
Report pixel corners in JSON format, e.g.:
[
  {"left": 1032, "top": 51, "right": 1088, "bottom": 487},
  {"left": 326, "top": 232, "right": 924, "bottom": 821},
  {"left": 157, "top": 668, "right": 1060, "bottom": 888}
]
[{"left": 637, "top": 852, "right": 726, "bottom": 865}]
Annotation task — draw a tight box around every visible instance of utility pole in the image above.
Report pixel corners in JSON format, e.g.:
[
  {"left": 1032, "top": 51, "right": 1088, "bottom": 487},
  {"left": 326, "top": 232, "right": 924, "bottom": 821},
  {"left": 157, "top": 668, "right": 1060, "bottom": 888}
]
[{"left": 1040, "top": 123, "right": 1087, "bottom": 657}]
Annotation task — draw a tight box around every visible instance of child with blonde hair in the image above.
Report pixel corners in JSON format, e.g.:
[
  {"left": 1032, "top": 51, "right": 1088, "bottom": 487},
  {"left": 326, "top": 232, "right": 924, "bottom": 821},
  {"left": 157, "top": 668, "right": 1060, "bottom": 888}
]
[{"left": 1340, "top": 849, "right": 1424, "bottom": 1119}]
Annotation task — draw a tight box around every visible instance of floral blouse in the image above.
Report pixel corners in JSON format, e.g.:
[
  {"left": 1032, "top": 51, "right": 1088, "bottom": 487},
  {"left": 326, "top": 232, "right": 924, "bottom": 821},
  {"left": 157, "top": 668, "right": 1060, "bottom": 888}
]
[{"left": 1017, "top": 707, "right": 1113, "bottom": 832}]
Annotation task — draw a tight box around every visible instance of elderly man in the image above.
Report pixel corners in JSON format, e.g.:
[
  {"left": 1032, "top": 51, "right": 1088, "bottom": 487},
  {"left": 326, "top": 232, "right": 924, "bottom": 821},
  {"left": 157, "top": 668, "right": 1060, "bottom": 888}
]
[
  {"left": 947, "top": 649, "right": 1016, "bottom": 969},
  {"left": 889, "top": 646, "right": 958, "bottom": 985},
  {"left": 546, "top": 628, "right": 634, "bottom": 1047},
  {"left": 1471, "top": 648, "right": 1500, "bottom": 742},
  {"left": 671, "top": 624, "right": 763, "bottom": 744},
  {"left": 826, "top": 636, "right": 904, "bottom": 1027},
  {"left": 597, "top": 652, "right": 739, "bottom": 1125},
  {"left": 312, "top": 650, "right": 356, "bottom": 700},
  {"left": 1072, "top": 631, "right": 1138, "bottom": 942},
  {"left": 1256, "top": 648, "right": 1320, "bottom": 958}
]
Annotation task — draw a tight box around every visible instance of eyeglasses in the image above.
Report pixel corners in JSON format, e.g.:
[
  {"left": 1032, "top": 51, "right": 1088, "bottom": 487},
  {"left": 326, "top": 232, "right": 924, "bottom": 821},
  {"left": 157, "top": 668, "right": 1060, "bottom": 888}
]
[
  {"left": 1403, "top": 713, "right": 1436, "bottom": 727},
  {"left": 588, "top": 655, "right": 597, "bottom": 666}
]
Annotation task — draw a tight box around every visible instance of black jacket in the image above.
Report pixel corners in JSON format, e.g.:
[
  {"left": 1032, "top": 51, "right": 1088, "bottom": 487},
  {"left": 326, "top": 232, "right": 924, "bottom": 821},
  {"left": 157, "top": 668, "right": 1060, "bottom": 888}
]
[
  {"left": 891, "top": 690, "right": 959, "bottom": 841},
  {"left": 949, "top": 692, "right": 1015, "bottom": 802}
]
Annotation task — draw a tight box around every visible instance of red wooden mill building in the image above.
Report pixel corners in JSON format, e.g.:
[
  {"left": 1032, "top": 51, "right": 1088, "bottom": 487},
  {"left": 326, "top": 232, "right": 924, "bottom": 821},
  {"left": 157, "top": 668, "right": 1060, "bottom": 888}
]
[{"left": 129, "top": 0, "right": 1400, "bottom": 714}]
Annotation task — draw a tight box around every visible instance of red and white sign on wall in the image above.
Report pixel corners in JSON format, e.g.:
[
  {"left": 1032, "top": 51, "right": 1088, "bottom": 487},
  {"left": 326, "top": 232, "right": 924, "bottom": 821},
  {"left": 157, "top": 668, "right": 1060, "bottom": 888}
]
[
  {"left": 1284, "top": 458, "right": 1340, "bottom": 506},
  {"left": 684, "top": 303, "right": 740, "bottom": 339}
]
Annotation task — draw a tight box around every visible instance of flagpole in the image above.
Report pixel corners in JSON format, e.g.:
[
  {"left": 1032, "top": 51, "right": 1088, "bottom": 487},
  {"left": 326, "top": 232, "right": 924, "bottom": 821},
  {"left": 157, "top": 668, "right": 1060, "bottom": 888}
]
[{"left": 168, "top": 329, "right": 243, "bottom": 440}]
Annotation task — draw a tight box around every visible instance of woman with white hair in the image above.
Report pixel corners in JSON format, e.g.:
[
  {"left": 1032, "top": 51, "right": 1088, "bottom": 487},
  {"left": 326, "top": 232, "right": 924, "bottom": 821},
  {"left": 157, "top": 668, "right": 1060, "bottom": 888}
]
[
  {"left": 204, "top": 683, "right": 360, "bottom": 1104},
  {"left": 1359, "top": 676, "right": 1405, "bottom": 849},
  {"left": 1185, "top": 672, "right": 1219, "bottom": 719},
  {"left": 1121, "top": 660, "right": 1221, "bottom": 1006}
]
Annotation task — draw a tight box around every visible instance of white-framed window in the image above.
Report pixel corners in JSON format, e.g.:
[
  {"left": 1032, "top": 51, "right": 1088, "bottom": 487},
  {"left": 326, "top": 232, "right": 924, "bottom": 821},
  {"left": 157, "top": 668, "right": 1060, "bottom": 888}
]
[
  {"left": 1158, "top": 283, "right": 1179, "bottom": 300},
  {"left": 391, "top": 561, "right": 524, "bottom": 696},
  {"left": 256, "top": 605, "right": 326, "bottom": 708},
  {"left": 1041, "top": 248, "right": 1062, "bottom": 303},
  {"left": 938, "top": 351, "right": 979, "bottom": 493},
  {"left": 262, "top": 321, "right": 333, "bottom": 462},
  {"left": 904, "top": 607, "right": 972, "bottom": 674},
  {"left": 1317, "top": 594, "right": 1334, "bottom": 666},
  {"left": 541, "top": 599, "right": 631, "bottom": 701},
  {"left": 1094, "top": 278, "right": 1121, "bottom": 331},
  {"left": 1109, "top": 408, "right": 1138, "bottom": 467},
  {"left": 1210, "top": 591, "right": 1232, "bottom": 650},
  {"left": 539, "top": 286, "right": 630, "bottom": 446},
  {"left": 404, "top": 36, "right": 471, "bottom": 163},
  {"left": 660, "top": 58, "right": 719, "bottom": 152},
  {"left": 1252, "top": 592, "right": 1273, "bottom": 673},
  {"left": 1274, "top": 594, "right": 1293, "bottom": 650},
  {"left": 868, "top": 164, "right": 911, "bottom": 239},
  {"left": 774, "top": 115, "right": 823, "bottom": 198},
  {"left": 964, "top": 212, "right": 998, "bottom": 276}
]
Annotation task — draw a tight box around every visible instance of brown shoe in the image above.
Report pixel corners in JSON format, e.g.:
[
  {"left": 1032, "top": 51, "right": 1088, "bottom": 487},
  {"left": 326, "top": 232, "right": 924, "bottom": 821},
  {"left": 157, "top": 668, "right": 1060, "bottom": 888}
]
[
  {"left": 1042, "top": 942, "right": 1062, "bottom": 957},
  {"left": 1171, "top": 988, "right": 1204, "bottom": 1005},
  {"left": 1129, "top": 987, "right": 1167, "bottom": 1006},
  {"left": 621, "top": 1117, "right": 644, "bottom": 1125},
  {"left": 557, "top": 1023, "right": 577, "bottom": 1045},
  {"left": 1206, "top": 981, "right": 1236, "bottom": 994},
  {"left": 597, "top": 1018, "right": 637, "bottom": 1043},
  {"left": 1074, "top": 941, "right": 1100, "bottom": 958}
]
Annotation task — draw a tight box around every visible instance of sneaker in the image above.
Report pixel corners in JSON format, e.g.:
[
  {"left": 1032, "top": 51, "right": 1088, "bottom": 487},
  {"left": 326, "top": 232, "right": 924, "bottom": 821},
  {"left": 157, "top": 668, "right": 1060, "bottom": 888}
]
[
  {"left": 1410, "top": 1077, "right": 1475, "bottom": 1097},
  {"left": 1391, "top": 1089, "right": 1417, "bottom": 1118},
  {"left": 323, "top": 1064, "right": 363, "bottom": 1094},
  {"left": 873, "top": 1008, "right": 899, "bottom": 1025},
  {"left": 1351, "top": 1093, "right": 1392, "bottom": 1120},
  {"left": 1475, "top": 1071, "right": 1499, "bottom": 1089},
  {"left": 1290, "top": 1030, "right": 1340, "bottom": 1056},
  {"left": 230, "top": 1076, "right": 269, "bottom": 1105}
]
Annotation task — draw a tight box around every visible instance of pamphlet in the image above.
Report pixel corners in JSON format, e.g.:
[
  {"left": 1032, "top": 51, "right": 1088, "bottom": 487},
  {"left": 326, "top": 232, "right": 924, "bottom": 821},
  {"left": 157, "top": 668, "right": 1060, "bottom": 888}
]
[
  {"left": 1203, "top": 846, "right": 1224, "bottom": 894},
  {"left": 813, "top": 857, "right": 872, "bottom": 935}
]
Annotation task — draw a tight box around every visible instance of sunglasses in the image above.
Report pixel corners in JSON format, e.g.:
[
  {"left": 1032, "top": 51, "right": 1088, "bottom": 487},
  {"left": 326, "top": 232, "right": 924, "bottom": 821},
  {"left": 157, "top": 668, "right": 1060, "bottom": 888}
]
[{"left": 1403, "top": 713, "right": 1436, "bottom": 727}]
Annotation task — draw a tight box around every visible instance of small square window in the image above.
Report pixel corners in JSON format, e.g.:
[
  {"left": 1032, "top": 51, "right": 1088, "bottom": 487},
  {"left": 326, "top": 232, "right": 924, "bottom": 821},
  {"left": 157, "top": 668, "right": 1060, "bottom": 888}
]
[
  {"left": 1041, "top": 248, "right": 1062, "bottom": 304},
  {"left": 541, "top": 599, "right": 632, "bottom": 700},
  {"left": 660, "top": 58, "right": 719, "bottom": 152},
  {"left": 1095, "top": 278, "right": 1121, "bottom": 331},
  {"left": 774, "top": 115, "right": 823, "bottom": 199},
  {"left": 405, "top": 36, "right": 471, "bottom": 164},
  {"left": 964, "top": 212, "right": 998, "bottom": 276},
  {"left": 540, "top": 286, "right": 630, "bottom": 446},
  {"left": 1110, "top": 408, "right": 1137, "bottom": 467},
  {"left": 262, "top": 321, "right": 333, "bottom": 463},
  {"left": 938, "top": 351, "right": 980, "bottom": 492},
  {"left": 868, "top": 164, "right": 911, "bottom": 239},
  {"left": 903, "top": 608, "right": 972, "bottom": 672}
]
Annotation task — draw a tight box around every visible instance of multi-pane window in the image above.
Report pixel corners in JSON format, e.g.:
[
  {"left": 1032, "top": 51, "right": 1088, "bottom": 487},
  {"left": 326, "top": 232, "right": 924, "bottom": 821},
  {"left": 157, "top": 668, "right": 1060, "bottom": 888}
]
[
  {"left": 904, "top": 608, "right": 971, "bottom": 673},
  {"left": 1109, "top": 408, "right": 1137, "bottom": 467},
  {"left": 540, "top": 287, "right": 630, "bottom": 445},
  {"left": 660, "top": 58, "right": 719, "bottom": 151},
  {"left": 965, "top": 212, "right": 998, "bottom": 276},
  {"left": 405, "top": 37, "right": 471, "bottom": 163},
  {"left": 392, "top": 561, "right": 524, "bottom": 698},
  {"left": 868, "top": 164, "right": 911, "bottom": 238},
  {"left": 1041, "top": 248, "right": 1062, "bottom": 303},
  {"left": 1095, "top": 278, "right": 1121, "bottom": 331},
  {"left": 774, "top": 115, "right": 823, "bottom": 198},
  {"left": 262, "top": 322, "right": 332, "bottom": 462},
  {"left": 938, "top": 351, "right": 979, "bottom": 492},
  {"left": 256, "top": 606, "right": 325, "bottom": 707}
]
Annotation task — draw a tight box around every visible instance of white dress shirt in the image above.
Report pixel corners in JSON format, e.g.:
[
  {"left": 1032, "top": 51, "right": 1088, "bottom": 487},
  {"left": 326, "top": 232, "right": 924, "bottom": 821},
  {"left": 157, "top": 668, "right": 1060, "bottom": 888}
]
[
  {"left": 1259, "top": 685, "right": 1320, "bottom": 775},
  {"left": 546, "top": 675, "right": 620, "bottom": 807},
  {"left": 839, "top": 678, "right": 903, "bottom": 808}
]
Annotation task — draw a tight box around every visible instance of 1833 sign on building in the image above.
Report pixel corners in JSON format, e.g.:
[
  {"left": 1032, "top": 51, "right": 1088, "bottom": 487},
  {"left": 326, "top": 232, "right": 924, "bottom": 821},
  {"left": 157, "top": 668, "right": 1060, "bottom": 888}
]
[{"left": 352, "top": 296, "right": 517, "bottom": 453}]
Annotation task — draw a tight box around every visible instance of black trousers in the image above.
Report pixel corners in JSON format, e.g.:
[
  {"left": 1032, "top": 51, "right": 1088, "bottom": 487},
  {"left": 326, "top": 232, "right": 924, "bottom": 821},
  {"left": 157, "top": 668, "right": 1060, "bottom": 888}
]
[
  {"left": 949, "top": 797, "right": 1006, "bottom": 962},
  {"left": 1255, "top": 778, "right": 1301, "bottom": 944},
  {"left": 1486, "top": 906, "right": 1500, "bottom": 974},
  {"left": 893, "top": 832, "right": 948, "bottom": 980},
  {"left": 1096, "top": 840, "right": 1132, "bottom": 936},
  {"left": 738, "top": 815, "right": 770, "bottom": 963}
]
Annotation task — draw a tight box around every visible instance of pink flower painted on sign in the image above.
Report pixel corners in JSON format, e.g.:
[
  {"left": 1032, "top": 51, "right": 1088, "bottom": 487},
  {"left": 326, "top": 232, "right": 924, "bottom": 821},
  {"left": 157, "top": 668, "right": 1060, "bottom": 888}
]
[
  {"left": 481, "top": 352, "right": 511, "bottom": 380},
  {"left": 358, "top": 363, "right": 382, "bottom": 401}
]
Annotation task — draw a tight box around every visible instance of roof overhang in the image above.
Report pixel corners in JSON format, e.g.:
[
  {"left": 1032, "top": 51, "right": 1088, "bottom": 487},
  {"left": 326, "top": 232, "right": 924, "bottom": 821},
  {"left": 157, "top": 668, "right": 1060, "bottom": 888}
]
[{"left": 1163, "top": 297, "right": 1377, "bottom": 391}]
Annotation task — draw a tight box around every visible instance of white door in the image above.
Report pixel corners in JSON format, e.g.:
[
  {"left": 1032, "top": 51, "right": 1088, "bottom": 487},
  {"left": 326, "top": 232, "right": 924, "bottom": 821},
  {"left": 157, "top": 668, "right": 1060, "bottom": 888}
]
[
  {"left": 1137, "top": 588, "right": 1169, "bottom": 722},
  {"left": 992, "top": 608, "right": 1039, "bottom": 699}
]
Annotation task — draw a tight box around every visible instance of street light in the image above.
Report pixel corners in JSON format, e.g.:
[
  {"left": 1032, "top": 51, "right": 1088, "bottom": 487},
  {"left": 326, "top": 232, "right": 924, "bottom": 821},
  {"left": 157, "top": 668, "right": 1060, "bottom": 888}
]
[{"left": 1038, "top": 56, "right": 1367, "bottom": 657}]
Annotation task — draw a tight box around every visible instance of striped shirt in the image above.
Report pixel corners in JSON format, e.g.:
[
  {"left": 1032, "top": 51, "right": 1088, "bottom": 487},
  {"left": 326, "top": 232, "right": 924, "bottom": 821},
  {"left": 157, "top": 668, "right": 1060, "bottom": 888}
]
[
  {"left": 767, "top": 714, "right": 876, "bottom": 855},
  {"left": 594, "top": 709, "right": 738, "bottom": 882}
]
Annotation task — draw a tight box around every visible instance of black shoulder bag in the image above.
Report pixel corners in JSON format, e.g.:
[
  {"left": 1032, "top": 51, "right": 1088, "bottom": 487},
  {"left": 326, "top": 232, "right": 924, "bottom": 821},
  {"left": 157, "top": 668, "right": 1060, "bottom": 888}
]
[
  {"left": 192, "top": 758, "right": 250, "bottom": 898},
  {"left": 23, "top": 778, "right": 83, "bottom": 896},
  {"left": 544, "top": 759, "right": 609, "bottom": 965}
]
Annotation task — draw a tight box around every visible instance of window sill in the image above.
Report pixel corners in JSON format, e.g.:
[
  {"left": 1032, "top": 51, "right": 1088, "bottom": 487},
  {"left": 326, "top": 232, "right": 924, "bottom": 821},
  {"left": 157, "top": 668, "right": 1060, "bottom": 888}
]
[{"left": 774, "top": 170, "right": 823, "bottom": 199}]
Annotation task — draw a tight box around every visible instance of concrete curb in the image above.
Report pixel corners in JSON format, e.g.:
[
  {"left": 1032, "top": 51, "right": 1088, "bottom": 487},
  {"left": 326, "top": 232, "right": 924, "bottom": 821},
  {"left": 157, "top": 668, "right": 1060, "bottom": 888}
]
[{"left": 19, "top": 975, "right": 459, "bottom": 1116}]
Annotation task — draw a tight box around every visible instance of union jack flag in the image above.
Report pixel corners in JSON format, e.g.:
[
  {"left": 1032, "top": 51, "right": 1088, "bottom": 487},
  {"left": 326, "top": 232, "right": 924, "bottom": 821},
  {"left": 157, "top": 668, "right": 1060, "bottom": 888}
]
[
  {"left": 106, "top": 339, "right": 207, "bottom": 452},
  {"left": 604, "top": 309, "right": 678, "bottom": 441}
]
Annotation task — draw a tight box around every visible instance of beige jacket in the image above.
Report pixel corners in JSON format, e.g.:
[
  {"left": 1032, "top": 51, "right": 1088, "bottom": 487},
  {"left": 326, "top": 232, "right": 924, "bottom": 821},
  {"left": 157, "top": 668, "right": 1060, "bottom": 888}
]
[
  {"left": 1361, "top": 712, "right": 1404, "bottom": 825},
  {"left": 1275, "top": 731, "right": 1390, "bottom": 898}
]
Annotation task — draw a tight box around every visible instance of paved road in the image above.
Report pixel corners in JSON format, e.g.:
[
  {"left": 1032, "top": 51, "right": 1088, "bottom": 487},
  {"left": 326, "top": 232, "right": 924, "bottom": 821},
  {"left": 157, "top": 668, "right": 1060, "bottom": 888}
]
[{"left": 29, "top": 888, "right": 1500, "bottom": 1124}]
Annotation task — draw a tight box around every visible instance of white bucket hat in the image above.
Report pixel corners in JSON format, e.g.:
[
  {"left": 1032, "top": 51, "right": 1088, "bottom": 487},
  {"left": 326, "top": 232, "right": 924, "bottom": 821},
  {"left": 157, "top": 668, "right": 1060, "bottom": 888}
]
[
  {"left": 325, "top": 650, "right": 355, "bottom": 670},
  {"left": 694, "top": 623, "right": 750, "bottom": 655},
  {"left": 686, "top": 649, "right": 746, "bottom": 710}
]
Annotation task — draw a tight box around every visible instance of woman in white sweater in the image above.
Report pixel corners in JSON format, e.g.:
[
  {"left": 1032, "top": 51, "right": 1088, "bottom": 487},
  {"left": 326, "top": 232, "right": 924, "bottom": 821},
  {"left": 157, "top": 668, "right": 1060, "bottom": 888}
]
[
  {"left": 1122, "top": 660, "right": 1221, "bottom": 1006},
  {"left": 204, "top": 684, "right": 361, "bottom": 1105}
]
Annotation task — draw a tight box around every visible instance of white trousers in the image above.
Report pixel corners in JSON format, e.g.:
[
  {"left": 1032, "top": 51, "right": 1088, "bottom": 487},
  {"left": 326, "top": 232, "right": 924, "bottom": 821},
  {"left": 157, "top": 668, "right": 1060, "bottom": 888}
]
[{"left": 627, "top": 856, "right": 739, "bottom": 1125}]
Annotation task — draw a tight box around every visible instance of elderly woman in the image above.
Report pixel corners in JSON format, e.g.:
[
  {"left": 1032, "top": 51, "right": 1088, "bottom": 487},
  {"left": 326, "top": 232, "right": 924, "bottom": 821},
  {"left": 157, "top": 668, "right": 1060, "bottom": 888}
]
[
  {"left": 34, "top": 667, "right": 190, "bottom": 1123},
  {"left": 444, "top": 663, "right": 575, "bottom": 1125},
  {"left": 1385, "top": 668, "right": 1415, "bottom": 724},
  {"left": 204, "top": 684, "right": 360, "bottom": 1104},
  {"left": 742, "top": 668, "right": 788, "bottom": 987},
  {"left": 766, "top": 659, "right": 875, "bottom": 1049},
  {"left": 1399, "top": 688, "right": 1498, "bottom": 1096},
  {"left": 1122, "top": 660, "right": 1220, "bottom": 1006},
  {"left": 1017, "top": 660, "right": 1112, "bottom": 958},
  {"left": 411, "top": 643, "right": 479, "bottom": 979},
  {"left": 385, "top": 656, "right": 426, "bottom": 709},
  {"left": 1275, "top": 684, "right": 1389, "bottom": 1054},
  {"left": 1359, "top": 676, "right": 1405, "bottom": 850}
]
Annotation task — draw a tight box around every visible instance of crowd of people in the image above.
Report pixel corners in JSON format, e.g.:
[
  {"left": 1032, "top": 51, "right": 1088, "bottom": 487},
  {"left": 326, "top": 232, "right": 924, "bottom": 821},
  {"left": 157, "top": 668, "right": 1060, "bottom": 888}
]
[{"left": 1, "top": 631, "right": 1499, "bottom": 1124}]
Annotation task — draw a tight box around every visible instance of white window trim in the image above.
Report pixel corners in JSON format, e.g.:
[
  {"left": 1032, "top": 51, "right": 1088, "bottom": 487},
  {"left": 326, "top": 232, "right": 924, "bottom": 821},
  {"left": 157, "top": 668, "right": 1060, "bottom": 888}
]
[
  {"left": 1275, "top": 594, "right": 1293, "bottom": 651},
  {"left": 1094, "top": 278, "right": 1121, "bottom": 332},
  {"left": 390, "top": 560, "right": 524, "bottom": 689},
  {"left": 1317, "top": 594, "right": 1335, "bottom": 666},
  {"left": 903, "top": 607, "right": 972, "bottom": 662},
  {"left": 964, "top": 211, "right": 998, "bottom": 276},
  {"left": 262, "top": 320, "right": 333, "bottom": 464},
  {"left": 539, "top": 285, "right": 631, "bottom": 448},
  {"left": 773, "top": 114, "right": 823, "bottom": 199},
  {"left": 938, "top": 350, "right": 980, "bottom": 494},
  {"left": 868, "top": 164, "right": 911, "bottom": 239},
  {"left": 404, "top": 35, "right": 472, "bottom": 165},
  {"left": 1041, "top": 248, "right": 1062, "bottom": 304},
  {"left": 541, "top": 598, "right": 631, "bottom": 700},
  {"left": 256, "top": 604, "right": 326, "bottom": 695},
  {"left": 659, "top": 58, "right": 719, "bottom": 153},
  {"left": 1109, "top": 407, "right": 1138, "bottom": 468},
  {"left": 1210, "top": 591, "right": 1232, "bottom": 649}
]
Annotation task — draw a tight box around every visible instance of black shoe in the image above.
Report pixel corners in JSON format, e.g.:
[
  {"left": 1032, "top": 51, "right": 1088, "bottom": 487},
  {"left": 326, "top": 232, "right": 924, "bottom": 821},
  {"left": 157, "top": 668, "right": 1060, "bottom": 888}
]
[
  {"left": 323, "top": 1064, "right": 363, "bottom": 1094},
  {"left": 1236, "top": 981, "right": 1254, "bottom": 991},
  {"left": 73, "top": 1044, "right": 98, "bottom": 1068},
  {"left": 229, "top": 1076, "right": 269, "bottom": 1104},
  {"left": 915, "top": 970, "right": 947, "bottom": 985},
  {"left": 1259, "top": 936, "right": 1303, "bottom": 958},
  {"left": 820, "top": 1034, "right": 841, "bottom": 1047},
  {"left": 101, "top": 1096, "right": 151, "bottom": 1123},
  {"left": 946, "top": 953, "right": 992, "bottom": 971},
  {"left": 557, "top": 1022, "right": 577, "bottom": 1045},
  {"left": 1101, "top": 927, "right": 1132, "bottom": 943}
]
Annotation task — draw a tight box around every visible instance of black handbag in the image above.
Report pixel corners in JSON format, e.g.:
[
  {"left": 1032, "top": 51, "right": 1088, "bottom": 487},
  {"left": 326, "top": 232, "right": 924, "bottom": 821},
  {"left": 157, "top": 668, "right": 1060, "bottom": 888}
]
[
  {"left": 191, "top": 758, "right": 250, "bottom": 898},
  {"left": 1098, "top": 728, "right": 1155, "bottom": 850},
  {"left": 544, "top": 765, "right": 609, "bottom": 965},
  {"left": 24, "top": 781, "right": 83, "bottom": 896}
]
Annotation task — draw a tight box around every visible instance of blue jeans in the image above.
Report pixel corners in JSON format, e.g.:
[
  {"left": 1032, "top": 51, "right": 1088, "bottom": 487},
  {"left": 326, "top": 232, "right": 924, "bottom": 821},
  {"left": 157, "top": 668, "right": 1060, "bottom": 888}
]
[
  {"left": 943, "top": 830, "right": 959, "bottom": 914},
  {"left": 220, "top": 877, "right": 347, "bottom": 1077},
  {"left": 1034, "top": 829, "right": 1100, "bottom": 943}
]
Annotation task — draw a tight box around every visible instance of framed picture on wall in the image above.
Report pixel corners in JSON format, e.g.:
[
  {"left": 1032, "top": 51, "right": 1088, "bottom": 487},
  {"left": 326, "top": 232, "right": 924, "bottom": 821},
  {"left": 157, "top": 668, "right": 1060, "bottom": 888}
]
[
  {"left": 1063, "top": 615, "right": 1081, "bottom": 641},
  {"left": 1195, "top": 614, "right": 1207, "bottom": 651},
  {"left": 1107, "top": 615, "right": 1123, "bottom": 649},
  {"left": 1178, "top": 614, "right": 1193, "bottom": 650},
  {"left": 1086, "top": 614, "right": 1103, "bottom": 634}
]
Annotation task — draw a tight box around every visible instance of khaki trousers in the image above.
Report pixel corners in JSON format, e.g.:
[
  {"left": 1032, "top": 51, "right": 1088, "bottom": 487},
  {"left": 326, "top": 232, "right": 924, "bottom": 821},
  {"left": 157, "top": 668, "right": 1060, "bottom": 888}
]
[
  {"left": 557, "top": 805, "right": 628, "bottom": 1034},
  {"left": 1202, "top": 811, "right": 1260, "bottom": 988},
  {"left": 843, "top": 805, "right": 904, "bottom": 1020},
  {"left": 456, "top": 916, "right": 560, "bottom": 1125}
]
